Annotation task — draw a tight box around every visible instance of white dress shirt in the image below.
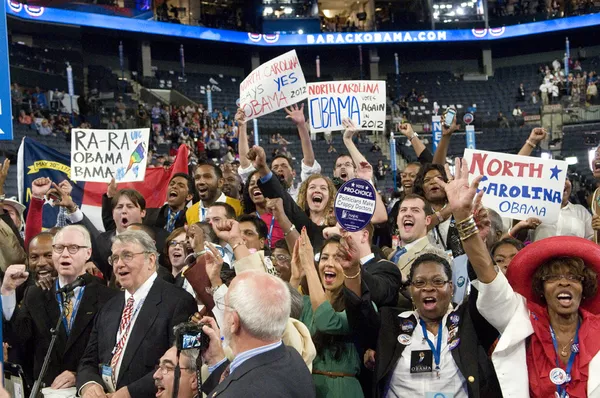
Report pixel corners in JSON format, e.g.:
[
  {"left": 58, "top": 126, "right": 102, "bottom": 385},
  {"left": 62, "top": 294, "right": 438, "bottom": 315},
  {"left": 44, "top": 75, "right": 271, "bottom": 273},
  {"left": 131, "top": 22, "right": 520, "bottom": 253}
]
[
  {"left": 388, "top": 309, "right": 468, "bottom": 398},
  {"left": 428, "top": 218, "right": 451, "bottom": 251},
  {"left": 113, "top": 272, "right": 158, "bottom": 380},
  {"left": 530, "top": 202, "right": 594, "bottom": 241}
]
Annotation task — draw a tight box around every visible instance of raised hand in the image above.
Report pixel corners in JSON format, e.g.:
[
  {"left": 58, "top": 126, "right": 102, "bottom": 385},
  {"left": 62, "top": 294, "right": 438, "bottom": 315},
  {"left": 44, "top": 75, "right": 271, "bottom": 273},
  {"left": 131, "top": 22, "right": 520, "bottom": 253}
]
[
  {"left": 284, "top": 103, "right": 306, "bottom": 126},
  {"left": 593, "top": 215, "right": 600, "bottom": 231},
  {"left": 107, "top": 177, "right": 118, "bottom": 198},
  {"left": 357, "top": 161, "right": 373, "bottom": 182},
  {"left": 442, "top": 112, "right": 460, "bottom": 136},
  {"left": 398, "top": 123, "right": 414, "bottom": 138},
  {"left": 528, "top": 127, "right": 547, "bottom": 145},
  {"left": 342, "top": 117, "right": 359, "bottom": 141},
  {"left": 265, "top": 197, "right": 284, "bottom": 217},
  {"left": 31, "top": 177, "right": 52, "bottom": 199},
  {"left": 204, "top": 242, "right": 224, "bottom": 287},
  {"left": 297, "top": 227, "right": 315, "bottom": 273},
  {"left": 235, "top": 108, "right": 246, "bottom": 125},
  {"left": 247, "top": 145, "right": 267, "bottom": 174},
  {"left": 473, "top": 191, "right": 491, "bottom": 241},
  {"left": 212, "top": 219, "right": 242, "bottom": 245},
  {"left": 336, "top": 234, "right": 361, "bottom": 272},
  {"left": 48, "top": 182, "right": 77, "bottom": 211},
  {"left": 1, "top": 264, "right": 29, "bottom": 295},
  {"left": 290, "top": 238, "right": 305, "bottom": 287},
  {"left": 436, "top": 158, "right": 483, "bottom": 216}
]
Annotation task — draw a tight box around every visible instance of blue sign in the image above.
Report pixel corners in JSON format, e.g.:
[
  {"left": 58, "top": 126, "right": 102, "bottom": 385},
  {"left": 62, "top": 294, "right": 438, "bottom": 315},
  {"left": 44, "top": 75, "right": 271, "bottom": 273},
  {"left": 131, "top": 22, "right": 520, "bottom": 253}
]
[
  {"left": 466, "top": 125, "right": 476, "bottom": 149},
  {"left": 432, "top": 115, "right": 442, "bottom": 152},
  {"left": 6, "top": 3, "right": 600, "bottom": 47},
  {"left": 0, "top": 0, "right": 13, "bottom": 141},
  {"left": 334, "top": 178, "right": 376, "bottom": 232}
]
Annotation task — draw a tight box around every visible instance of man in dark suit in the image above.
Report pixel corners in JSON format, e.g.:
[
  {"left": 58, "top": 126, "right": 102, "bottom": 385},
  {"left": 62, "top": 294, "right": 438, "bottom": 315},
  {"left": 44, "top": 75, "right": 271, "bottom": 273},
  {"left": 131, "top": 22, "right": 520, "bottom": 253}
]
[
  {"left": 1, "top": 225, "right": 116, "bottom": 389},
  {"left": 195, "top": 270, "right": 315, "bottom": 398},
  {"left": 77, "top": 229, "right": 197, "bottom": 398}
]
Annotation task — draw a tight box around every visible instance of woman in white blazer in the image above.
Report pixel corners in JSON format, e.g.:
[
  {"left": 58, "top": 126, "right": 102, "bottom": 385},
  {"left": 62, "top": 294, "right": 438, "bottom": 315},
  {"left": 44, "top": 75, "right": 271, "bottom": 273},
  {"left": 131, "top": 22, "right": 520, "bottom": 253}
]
[{"left": 438, "top": 158, "right": 600, "bottom": 398}]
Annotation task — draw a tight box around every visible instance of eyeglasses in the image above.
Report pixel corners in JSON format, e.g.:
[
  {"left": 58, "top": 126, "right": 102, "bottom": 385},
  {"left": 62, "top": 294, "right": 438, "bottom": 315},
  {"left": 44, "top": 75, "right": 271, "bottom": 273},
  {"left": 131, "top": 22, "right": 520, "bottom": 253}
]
[
  {"left": 214, "top": 297, "right": 235, "bottom": 311},
  {"left": 542, "top": 274, "right": 584, "bottom": 283},
  {"left": 410, "top": 278, "right": 451, "bottom": 289},
  {"left": 169, "top": 240, "right": 186, "bottom": 248},
  {"left": 154, "top": 364, "right": 190, "bottom": 375},
  {"left": 52, "top": 244, "right": 89, "bottom": 255},
  {"left": 271, "top": 254, "right": 291, "bottom": 263},
  {"left": 108, "top": 251, "right": 150, "bottom": 266}
]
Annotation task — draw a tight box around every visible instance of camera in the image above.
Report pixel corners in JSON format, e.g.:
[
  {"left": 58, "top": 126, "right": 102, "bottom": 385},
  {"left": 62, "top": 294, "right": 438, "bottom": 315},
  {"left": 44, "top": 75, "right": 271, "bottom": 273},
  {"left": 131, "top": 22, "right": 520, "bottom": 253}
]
[{"left": 175, "top": 322, "right": 210, "bottom": 351}]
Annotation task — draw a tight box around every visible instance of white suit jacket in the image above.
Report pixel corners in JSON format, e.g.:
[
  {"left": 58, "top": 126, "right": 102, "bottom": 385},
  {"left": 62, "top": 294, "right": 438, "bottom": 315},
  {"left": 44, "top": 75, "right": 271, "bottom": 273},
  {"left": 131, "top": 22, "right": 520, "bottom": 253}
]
[{"left": 473, "top": 272, "right": 600, "bottom": 397}]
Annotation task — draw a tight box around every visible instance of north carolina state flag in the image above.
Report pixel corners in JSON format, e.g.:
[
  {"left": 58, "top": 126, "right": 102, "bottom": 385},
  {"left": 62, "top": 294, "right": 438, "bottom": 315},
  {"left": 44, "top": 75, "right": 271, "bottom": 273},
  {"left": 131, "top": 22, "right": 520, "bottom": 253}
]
[{"left": 18, "top": 137, "right": 189, "bottom": 231}]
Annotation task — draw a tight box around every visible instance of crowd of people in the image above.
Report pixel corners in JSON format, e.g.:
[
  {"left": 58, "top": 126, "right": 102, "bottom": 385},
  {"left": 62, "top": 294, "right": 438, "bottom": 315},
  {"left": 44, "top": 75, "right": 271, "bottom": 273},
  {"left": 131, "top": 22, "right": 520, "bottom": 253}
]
[{"left": 1, "top": 97, "right": 600, "bottom": 398}]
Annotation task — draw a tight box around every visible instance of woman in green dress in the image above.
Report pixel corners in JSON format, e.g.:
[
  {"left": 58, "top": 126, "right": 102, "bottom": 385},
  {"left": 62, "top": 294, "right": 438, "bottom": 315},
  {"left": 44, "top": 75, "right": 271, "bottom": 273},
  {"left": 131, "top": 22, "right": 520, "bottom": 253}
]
[{"left": 292, "top": 227, "right": 364, "bottom": 398}]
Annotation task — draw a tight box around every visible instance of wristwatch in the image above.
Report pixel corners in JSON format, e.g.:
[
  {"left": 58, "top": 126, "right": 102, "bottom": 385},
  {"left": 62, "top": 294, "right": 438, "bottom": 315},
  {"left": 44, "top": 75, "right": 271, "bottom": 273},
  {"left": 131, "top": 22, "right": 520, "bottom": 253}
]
[
  {"left": 408, "top": 133, "right": 418, "bottom": 141},
  {"left": 0, "top": 194, "right": 5, "bottom": 202}
]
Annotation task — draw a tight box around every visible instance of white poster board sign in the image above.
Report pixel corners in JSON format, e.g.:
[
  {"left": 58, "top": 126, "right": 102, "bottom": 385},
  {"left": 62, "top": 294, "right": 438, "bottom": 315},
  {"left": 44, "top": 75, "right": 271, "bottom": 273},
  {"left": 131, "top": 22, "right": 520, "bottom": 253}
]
[
  {"left": 239, "top": 50, "right": 307, "bottom": 120},
  {"left": 71, "top": 128, "right": 150, "bottom": 182},
  {"left": 307, "top": 80, "right": 386, "bottom": 133},
  {"left": 463, "top": 149, "right": 567, "bottom": 224}
]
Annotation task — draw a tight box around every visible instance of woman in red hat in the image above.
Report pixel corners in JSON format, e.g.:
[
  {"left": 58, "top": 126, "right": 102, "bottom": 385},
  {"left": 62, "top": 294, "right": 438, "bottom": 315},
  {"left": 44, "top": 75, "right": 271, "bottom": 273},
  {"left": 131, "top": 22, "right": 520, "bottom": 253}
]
[{"left": 438, "top": 158, "right": 600, "bottom": 398}]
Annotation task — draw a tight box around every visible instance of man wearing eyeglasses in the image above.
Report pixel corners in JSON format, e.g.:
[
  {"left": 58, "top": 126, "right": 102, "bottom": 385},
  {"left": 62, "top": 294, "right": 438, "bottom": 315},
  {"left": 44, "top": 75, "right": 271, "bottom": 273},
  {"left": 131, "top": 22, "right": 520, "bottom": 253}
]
[
  {"left": 77, "top": 229, "right": 197, "bottom": 398},
  {"left": 1, "top": 225, "right": 116, "bottom": 390},
  {"left": 153, "top": 346, "right": 199, "bottom": 398}
]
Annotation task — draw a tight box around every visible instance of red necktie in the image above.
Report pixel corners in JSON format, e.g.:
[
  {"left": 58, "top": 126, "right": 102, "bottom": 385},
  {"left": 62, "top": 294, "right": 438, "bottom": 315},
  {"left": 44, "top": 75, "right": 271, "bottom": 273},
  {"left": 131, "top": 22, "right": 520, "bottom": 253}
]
[{"left": 110, "top": 297, "right": 135, "bottom": 378}]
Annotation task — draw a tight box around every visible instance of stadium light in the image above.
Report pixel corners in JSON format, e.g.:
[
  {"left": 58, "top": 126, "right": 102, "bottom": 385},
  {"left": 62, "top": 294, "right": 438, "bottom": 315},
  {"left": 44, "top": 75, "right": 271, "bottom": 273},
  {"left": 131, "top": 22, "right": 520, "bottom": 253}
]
[
  {"left": 565, "top": 156, "right": 578, "bottom": 165},
  {"left": 264, "top": 7, "right": 273, "bottom": 16},
  {"left": 456, "top": 7, "right": 464, "bottom": 15},
  {"left": 461, "top": 2, "right": 467, "bottom": 7},
  {"left": 283, "top": 7, "right": 293, "bottom": 14},
  {"left": 433, "top": 4, "right": 439, "bottom": 9},
  {"left": 298, "top": 29, "right": 304, "bottom": 34}
]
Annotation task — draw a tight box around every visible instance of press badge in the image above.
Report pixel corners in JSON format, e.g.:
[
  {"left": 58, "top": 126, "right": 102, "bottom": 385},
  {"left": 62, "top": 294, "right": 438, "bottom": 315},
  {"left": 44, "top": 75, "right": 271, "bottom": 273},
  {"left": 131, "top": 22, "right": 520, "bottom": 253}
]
[
  {"left": 409, "top": 350, "right": 433, "bottom": 373},
  {"left": 101, "top": 364, "right": 116, "bottom": 393}
]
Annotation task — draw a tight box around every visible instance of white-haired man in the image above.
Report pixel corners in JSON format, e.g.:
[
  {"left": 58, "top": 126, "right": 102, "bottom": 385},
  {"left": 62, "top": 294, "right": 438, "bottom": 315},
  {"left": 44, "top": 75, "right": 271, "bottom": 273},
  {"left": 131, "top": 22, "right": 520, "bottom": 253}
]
[
  {"left": 1, "top": 225, "right": 116, "bottom": 389},
  {"left": 77, "top": 230, "right": 197, "bottom": 398},
  {"left": 197, "top": 270, "right": 315, "bottom": 398}
]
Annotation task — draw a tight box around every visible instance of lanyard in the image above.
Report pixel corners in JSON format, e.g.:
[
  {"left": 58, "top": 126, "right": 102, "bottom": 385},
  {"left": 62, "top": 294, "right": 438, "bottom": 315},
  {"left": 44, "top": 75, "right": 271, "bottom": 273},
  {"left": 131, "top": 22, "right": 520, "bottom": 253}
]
[
  {"left": 199, "top": 205, "right": 207, "bottom": 222},
  {"left": 166, "top": 208, "right": 181, "bottom": 233},
  {"left": 549, "top": 320, "right": 580, "bottom": 398},
  {"left": 111, "top": 297, "right": 146, "bottom": 355},
  {"left": 257, "top": 211, "right": 275, "bottom": 248},
  {"left": 419, "top": 319, "right": 444, "bottom": 373},
  {"left": 55, "top": 280, "right": 85, "bottom": 336}
]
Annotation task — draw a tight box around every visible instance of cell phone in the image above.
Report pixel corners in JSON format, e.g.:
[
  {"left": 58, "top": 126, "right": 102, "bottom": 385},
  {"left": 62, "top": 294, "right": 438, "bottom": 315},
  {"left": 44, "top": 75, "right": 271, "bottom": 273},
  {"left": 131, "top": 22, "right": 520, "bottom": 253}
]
[{"left": 444, "top": 107, "right": 456, "bottom": 128}]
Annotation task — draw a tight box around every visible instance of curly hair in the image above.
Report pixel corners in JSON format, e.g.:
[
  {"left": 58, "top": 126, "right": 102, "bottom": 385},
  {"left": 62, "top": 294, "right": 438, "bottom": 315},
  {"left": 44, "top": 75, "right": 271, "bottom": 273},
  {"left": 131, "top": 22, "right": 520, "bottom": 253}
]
[
  {"left": 296, "top": 174, "right": 336, "bottom": 221},
  {"left": 532, "top": 257, "right": 598, "bottom": 301},
  {"left": 413, "top": 163, "right": 447, "bottom": 198}
]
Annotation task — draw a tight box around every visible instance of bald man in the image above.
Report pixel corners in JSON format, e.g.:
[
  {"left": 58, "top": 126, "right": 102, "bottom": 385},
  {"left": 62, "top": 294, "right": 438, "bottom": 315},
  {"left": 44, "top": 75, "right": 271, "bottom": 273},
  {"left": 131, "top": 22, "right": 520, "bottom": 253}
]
[{"left": 199, "top": 271, "right": 315, "bottom": 398}]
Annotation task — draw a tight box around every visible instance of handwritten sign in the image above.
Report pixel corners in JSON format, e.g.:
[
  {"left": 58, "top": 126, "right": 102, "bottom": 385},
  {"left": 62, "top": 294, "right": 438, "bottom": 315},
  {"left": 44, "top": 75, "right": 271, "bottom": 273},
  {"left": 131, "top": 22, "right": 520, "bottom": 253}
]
[
  {"left": 239, "top": 50, "right": 307, "bottom": 120},
  {"left": 307, "top": 80, "right": 386, "bottom": 133},
  {"left": 334, "top": 178, "right": 376, "bottom": 231},
  {"left": 463, "top": 149, "right": 567, "bottom": 224},
  {"left": 70, "top": 128, "right": 150, "bottom": 182}
]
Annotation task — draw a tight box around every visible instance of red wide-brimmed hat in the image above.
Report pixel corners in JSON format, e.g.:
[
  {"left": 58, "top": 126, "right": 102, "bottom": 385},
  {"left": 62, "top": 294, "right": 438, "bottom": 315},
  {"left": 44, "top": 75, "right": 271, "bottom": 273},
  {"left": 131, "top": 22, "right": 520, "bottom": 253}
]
[{"left": 506, "top": 236, "right": 600, "bottom": 315}]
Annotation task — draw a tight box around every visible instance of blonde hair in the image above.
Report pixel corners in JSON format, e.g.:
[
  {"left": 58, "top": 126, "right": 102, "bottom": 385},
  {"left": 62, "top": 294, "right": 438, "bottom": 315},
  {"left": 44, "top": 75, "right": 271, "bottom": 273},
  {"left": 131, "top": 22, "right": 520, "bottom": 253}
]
[{"left": 296, "top": 174, "right": 336, "bottom": 225}]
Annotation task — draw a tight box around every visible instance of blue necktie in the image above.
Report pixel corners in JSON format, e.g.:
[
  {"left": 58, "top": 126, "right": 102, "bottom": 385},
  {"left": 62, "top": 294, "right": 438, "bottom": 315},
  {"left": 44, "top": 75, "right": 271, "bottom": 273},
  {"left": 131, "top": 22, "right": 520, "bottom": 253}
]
[{"left": 390, "top": 247, "right": 407, "bottom": 264}]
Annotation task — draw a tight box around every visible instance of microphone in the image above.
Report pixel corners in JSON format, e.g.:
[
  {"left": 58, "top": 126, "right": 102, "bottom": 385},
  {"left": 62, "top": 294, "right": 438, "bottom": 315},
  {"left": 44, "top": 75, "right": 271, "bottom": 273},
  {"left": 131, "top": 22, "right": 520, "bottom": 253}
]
[{"left": 57, "top": 276, "right": 87, "bottom": 294}]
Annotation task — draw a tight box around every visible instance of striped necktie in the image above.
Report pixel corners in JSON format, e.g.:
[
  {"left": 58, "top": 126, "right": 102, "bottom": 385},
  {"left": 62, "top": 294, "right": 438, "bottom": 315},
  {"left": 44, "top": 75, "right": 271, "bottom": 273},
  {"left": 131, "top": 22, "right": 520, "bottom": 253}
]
[{"left": 110, "top": 297, "right": 135, "bottom": 378}]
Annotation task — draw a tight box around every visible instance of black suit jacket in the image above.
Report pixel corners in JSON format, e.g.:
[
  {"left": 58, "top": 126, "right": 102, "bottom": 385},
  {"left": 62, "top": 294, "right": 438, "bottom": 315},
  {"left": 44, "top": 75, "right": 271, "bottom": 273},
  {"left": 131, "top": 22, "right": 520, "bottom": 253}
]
[
  {"left": 202, "top": 344, "right": 316, "bottom": 398},
  {"left": 257, "top": 173, "right": 325, "bottom": 250},
  {"left": 4, "top": 273, "right": 116, "bottom": 386},
  {"left": 76, "top": 277, "right": 197, "bottom": 397},
  {"left": 362, "top": 253, "right": 402, "bottom": 308},
  {"left": 345, "top": 284, "right": 502, "bottom": 398}
]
